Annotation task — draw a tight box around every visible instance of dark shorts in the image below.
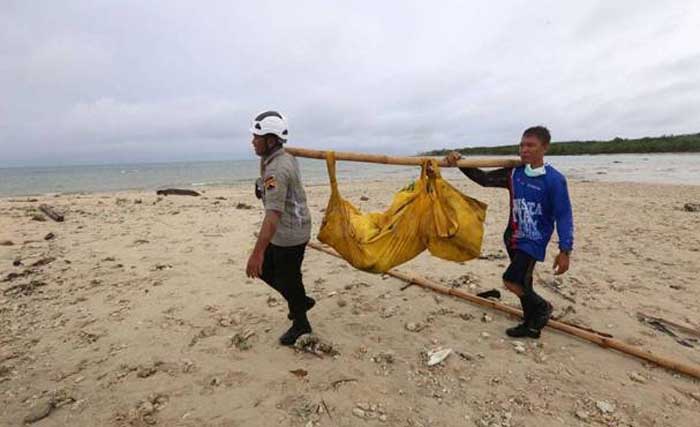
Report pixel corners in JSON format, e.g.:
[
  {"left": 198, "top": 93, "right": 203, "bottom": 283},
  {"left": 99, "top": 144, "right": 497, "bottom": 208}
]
[{"left": 502, "top": 249, "right": 536, "bottom": 292}]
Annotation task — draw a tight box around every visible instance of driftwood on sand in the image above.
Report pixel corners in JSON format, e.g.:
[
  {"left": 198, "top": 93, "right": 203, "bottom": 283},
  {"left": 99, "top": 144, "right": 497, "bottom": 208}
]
[
  {"left": 39, "top": 204, "right": 64, "bottom": 222},
  {"left": 638, "top": 312, "right": 700, "bottom": 338},
  {"left": 155, "top": 189, "right": 201, "bottom": 197}
]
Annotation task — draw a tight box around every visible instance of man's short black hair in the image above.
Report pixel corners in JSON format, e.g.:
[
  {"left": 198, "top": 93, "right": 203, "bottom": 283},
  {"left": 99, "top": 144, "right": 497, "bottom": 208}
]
[{"left": 522, "top": 126, "right": 551, "bottom": 145}]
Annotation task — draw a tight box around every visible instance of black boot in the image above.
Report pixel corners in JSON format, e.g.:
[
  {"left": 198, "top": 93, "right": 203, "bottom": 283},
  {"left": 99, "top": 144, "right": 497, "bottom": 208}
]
[
  {"left": 506, "top": 323, "right": 541, "bottom": 338},
  {"left": 530, "top": 298, "right": 553, "bottom": 331},
  {"left": 506, "top": 295, "right": 540, "bottom": 338},
  {"left": 279, "top": 312, "right": 312, "bottom": 346},
  {"left": 287, "top": 296, "right": 316, "bottom": 320}
]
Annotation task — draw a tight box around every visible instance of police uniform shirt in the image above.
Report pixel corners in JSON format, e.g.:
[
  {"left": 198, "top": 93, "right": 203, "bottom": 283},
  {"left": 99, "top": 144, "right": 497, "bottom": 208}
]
[{"left": 260, "top": 148, "right": 312, "bottom": 246}]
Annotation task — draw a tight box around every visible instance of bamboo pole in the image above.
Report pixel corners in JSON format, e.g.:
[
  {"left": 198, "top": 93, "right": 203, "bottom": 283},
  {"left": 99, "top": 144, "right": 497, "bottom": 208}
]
[
  {"left": 307, "top": 241, "right": 700, "bottom": 380},
  {"left": 285, "top": 147, "right": 521, "bottom": 168}
]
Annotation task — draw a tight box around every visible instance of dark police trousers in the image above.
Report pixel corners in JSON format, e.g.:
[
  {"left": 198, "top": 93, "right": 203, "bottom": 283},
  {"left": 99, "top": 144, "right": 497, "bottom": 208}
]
[{"left": 260, "top": 242, "right": 309, "bottom": 320}]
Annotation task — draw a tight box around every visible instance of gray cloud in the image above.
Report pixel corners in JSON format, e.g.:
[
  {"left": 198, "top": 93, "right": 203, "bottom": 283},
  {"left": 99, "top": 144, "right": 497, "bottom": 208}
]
[{"left": 1, "top": 0, "right": 699, "bottom": 166}]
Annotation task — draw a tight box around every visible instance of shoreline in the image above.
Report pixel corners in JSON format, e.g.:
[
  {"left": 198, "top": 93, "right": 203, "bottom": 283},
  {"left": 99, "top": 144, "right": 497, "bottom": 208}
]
[
  {"left": 3, "top": 152, "right": 700, "bottom": 198},
  {"left": 3, "top": 174, "right": 700, "bottom": 201}
]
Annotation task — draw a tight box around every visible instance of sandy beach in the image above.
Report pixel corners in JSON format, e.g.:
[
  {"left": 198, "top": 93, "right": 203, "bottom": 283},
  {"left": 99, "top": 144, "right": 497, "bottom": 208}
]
[{"left": 1, "top": 177, "right": 700, "bottom": 426}]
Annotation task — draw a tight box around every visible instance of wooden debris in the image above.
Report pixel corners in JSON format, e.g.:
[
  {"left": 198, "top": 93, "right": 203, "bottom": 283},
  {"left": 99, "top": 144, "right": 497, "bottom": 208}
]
[
  {"left": 637, "top": 312, "right": 700, "bottom": 338},
  {"left": 683, "top": 203, "right": 700, "bottom": 212},
  {"left": 39, "top": 204, "right": 64, "bottom": 222},
  {"left": 155, "top": 189, "right": 200, "bottom": 197},
  {"left": 8, "top": 198, "right": 38, "bottom": 203}
]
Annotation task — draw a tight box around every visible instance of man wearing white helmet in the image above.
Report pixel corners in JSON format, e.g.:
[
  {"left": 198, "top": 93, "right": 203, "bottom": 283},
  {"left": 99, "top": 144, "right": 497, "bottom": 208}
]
[{"left": 245, "top": 111, "right": 315, "bottom": 346}]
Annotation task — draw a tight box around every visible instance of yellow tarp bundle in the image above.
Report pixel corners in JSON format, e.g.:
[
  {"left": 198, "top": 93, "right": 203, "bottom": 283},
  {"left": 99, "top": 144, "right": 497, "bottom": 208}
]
[{"left": 317, "top": 152, "right": 488, "bottom": 273}]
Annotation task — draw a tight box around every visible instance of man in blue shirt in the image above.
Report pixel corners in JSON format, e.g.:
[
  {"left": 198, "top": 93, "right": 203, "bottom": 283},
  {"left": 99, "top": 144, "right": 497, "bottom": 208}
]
[{"left": 446, "top": 126, "right": 574, "bottom": 338}]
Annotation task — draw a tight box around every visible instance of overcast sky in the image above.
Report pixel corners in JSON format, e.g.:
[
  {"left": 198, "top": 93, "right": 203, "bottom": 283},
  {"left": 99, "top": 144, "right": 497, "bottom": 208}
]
[{"left": 1, "top": 1, "right": 699, "bottom": 166}]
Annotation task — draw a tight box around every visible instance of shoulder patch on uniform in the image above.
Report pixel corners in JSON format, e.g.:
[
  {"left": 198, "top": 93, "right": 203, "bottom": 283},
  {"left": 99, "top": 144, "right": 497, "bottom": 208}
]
[{"left": 264, "top": 175, "right": 277, "bottom": 190}]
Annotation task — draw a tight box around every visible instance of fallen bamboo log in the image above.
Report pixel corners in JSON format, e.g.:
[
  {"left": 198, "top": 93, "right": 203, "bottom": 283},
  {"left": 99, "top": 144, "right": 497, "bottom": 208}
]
[
  {"left": 285, "top": 147, "right": 521, "bottom": 168},
  {"left": 307, "top": 241, "right": 700, "bottom": 380},
  {"left": 39, "top": 204, "right": 64, "bottom": 222}
]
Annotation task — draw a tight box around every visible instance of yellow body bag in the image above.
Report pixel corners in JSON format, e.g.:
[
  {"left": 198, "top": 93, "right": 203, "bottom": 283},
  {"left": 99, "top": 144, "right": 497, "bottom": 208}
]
[{"left": 317, "top": 152, "right": 488, "bottom": 273}]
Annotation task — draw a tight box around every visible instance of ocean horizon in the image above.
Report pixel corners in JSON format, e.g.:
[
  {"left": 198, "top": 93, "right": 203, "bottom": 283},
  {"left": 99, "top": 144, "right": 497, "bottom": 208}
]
[{"left": 1, "top": 153, "right": 699, "bottom": 197}]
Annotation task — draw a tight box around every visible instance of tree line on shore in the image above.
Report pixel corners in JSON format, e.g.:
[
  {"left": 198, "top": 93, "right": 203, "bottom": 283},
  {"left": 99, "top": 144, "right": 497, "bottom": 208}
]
[{"left": 422, "top": 132, "right": 700, "bottom": 156}]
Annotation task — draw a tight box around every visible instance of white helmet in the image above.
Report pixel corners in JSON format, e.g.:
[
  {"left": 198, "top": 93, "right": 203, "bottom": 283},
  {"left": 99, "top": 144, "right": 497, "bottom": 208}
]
[{"left": 250, "top": 110, "right": 289, "bottom": 141}]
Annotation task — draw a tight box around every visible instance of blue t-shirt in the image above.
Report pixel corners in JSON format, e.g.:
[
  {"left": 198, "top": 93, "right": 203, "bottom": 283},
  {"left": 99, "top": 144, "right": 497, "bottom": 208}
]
[{"left": 506, "top": 165, "right": 574, "bottom": 261}]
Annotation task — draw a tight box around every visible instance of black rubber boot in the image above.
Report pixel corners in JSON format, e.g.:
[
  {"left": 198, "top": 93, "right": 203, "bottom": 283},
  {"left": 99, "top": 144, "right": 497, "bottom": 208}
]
[
  {"left": 287, "top": 297, "right": 316, "bottom": 320},
  {"left": 519, "top": 296, "right": 532, "bottom": 324},
  {"left": 506, "top": 295, "right": 540, "bottom": 338},
  {"left": 530, "top": 299, "right": 553, "bottom": 331},
  {"left": 506, "top": 323, "right": 541, "bottom": 338},
  {"left": 279, "top": 318, "right": 312, "bottom": 346}
]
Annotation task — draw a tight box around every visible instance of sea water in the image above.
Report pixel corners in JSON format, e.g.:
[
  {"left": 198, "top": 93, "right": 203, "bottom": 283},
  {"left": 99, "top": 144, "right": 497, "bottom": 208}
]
[{"left": 1, "top": 153, "right": 698, "bottom": 197}]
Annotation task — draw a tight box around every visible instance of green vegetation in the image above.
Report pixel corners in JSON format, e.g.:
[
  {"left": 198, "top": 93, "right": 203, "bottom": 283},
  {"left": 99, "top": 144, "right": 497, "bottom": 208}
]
[{"left": 422, "top": 132, "right": 700, "bottom": 156}]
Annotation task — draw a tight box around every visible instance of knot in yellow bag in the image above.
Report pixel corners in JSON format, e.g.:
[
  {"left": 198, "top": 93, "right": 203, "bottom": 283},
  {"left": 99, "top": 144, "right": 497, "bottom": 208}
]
[{"left": 317, "top": 152, "right": 487, "bottom": 273}]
